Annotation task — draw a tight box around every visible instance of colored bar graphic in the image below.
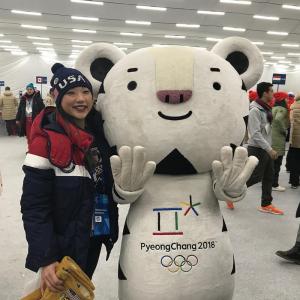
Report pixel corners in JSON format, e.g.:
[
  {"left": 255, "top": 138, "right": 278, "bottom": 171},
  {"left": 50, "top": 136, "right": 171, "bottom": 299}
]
[
  {"left": 153, "top": 232, "right": 184, "bottom": 236},
  {"left": 175, "top": 212, "right": 178, "bottom": 230},
  {"left": 153, "top": 208, "right": 182, "bottom": 212}
]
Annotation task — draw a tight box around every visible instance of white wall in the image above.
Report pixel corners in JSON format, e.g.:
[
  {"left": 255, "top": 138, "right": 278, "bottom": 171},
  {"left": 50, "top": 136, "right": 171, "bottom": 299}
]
[
  {"left": 255, "top": 66, "right": 300, "bottom": 94},
  {"left": 0, "top": 53, "right": 73, "bottom": 97}
]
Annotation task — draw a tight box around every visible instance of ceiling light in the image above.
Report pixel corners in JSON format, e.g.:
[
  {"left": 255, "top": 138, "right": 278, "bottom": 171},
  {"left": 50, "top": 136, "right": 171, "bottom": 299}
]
[
  {"left": 279, "top": 60, "right": 292, "bottom": 64},
  {"left": 220, "top": 0, "right": 252, "bottom": 4},
  {"left": 119, "top": 47, "right": 127, "bottom": 51},
  {"left": 282, "top": 43, "right": 299, "bottom": 48},
  {"left": 252, "top": 41, "right": 264, "bottom": 45},
  {"left": 71, "top": 16, "right": 99, "bottom": 22},
  {"left": 72, "top": 29, "right": 96, "bottom": 33},
  {"left": 72, "top": 39, "right": 92, "bottom": 44},
  {"left": 267, "top": 31, "right": 288, "bottom": 36},
  {"left": 206, "top": 37, "right": 222, "bottom": 42},
  {"left": 113, "top": 42, "right": 133, "bottom": 46},
  {"left": 11, "top": 10, "right": 42, "bottom": 16},
  {"left": 261, "top": 51, "right": 273, "bottom": 55},
  {"left": 282, "top": 4, "right": 300, "bottom": 10},
  {"left": 253, "top": 15, "right": 279, "bottom": 21},
  {"left": 125, "top": 20, "right": 151, "bottom": 26},
  {"left": 152, "top": 44, "right": 171, "bottom": 47},
  {"left": 275, "top": 65, "right": 289, "bottom": 69},
  {"left": 11, "top": 51, "right": 28, "bottom": 56},
  {"left": 176, "top": 24, "right": 200, "bottom": 28},
  {"left": 0, "top": 34, "right": 4, "bottom": 37},
  {"left": 223, "top": 26, "right": 246, "bottom": 32},
  {"left": 136, "top": 5, "right": 166, "bottom": 11},
  {"left": 0, "top": 40, "right": 12, "bottom": 43},
  {"left": 72, "top": 45, "right": 87, "bottom": 48},
  {"left": 70, "top": 0, "right": 103, "bottom": 5},
  {"left": 165, "top": 35, "right": 186, "bottom": 39},
  {"left": 288, "top": 53, "right": 300, "bottom": 56},
  {"left": 69, "top": 54, "right": 79, "bottom": 58},
  {"left": 120, "top": 32, "right": 143, "bottom": 37},
  {"left": 36, "top": 47, "right": 55, "bottom": 51},
  {"left": 197, "top": 10, "right": 225, "bottom": 15},
  {"left": 72, "top": 49, "right": 81, "bottom": 52},
  {"left": 271, "top": 56, "right": 285, "bottom": 59},
  {"left": 0, "top": 45, "right": 19, "bottom": 48},
  {"left": 33, "top": 42, "right": 53, "bottom": 46},
  {"left": 27, "top": 36, "right": 49, "bottom": 40},
  {"left": 21, "top": 24, "right": 47, "bottom": 30}
]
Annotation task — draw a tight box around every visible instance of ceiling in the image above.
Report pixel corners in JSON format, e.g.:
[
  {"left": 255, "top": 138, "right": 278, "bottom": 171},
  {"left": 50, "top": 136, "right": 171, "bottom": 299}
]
[{"left": 1, "top": 0, "right": 300, "bottom": 70}]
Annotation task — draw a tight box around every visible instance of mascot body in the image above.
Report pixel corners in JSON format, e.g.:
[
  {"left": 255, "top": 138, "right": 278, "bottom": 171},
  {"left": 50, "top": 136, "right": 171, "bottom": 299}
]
[{"left": 75, "top": 37, "right": 263, "bottom": 300}]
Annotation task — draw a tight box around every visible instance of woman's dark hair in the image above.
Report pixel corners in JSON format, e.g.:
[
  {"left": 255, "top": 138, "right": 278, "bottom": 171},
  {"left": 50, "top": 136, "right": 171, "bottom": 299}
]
[
  {"left": 257, "top": 82, "right": 273, "bottom": 98},
  {"left": 5, "top": 86, "right": 10, "bottom": 91}
]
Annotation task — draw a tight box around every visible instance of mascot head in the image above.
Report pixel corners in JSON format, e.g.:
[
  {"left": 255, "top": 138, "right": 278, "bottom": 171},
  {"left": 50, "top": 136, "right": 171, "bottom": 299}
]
[{"left": 75, "top": 37, "right": 263, "bottom": 174}]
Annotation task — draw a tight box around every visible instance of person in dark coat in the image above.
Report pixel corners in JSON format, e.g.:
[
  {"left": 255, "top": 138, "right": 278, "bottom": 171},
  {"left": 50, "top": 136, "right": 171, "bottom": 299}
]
[
  {"left": 21, "top": 63, "right": 119, "bottom": 293},
  {"left": 16, "top": 83, "right": 44, "bottom": 143},
  {"left": 276, "top": 204, "right": 300, "bottom": 264}
]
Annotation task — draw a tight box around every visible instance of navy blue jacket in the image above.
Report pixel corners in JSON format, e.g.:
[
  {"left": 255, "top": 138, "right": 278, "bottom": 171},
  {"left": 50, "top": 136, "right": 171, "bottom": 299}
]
[{"left": 21, "top": 107, "right": 118, "bottom": 273}]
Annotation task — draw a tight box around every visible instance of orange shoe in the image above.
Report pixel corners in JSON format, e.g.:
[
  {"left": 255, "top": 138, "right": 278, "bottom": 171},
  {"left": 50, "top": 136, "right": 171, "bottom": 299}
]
[
  {"left": 258, "top": 205, "right": 284, "bottom": 215},
  {"left": 226, "top": 201, "right": 234, "bottom": 210}
]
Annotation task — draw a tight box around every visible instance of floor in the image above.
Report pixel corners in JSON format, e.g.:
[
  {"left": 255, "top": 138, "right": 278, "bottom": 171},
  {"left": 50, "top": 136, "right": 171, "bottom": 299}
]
[{"left": 0, "top": 122, "right": 299, "bottom": 300}]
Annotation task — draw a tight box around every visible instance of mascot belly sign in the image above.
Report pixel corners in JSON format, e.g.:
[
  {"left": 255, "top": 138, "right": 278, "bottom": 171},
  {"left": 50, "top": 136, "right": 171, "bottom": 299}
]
[
  {"left": 75, "top": 37, "right": 263, "bottom": 300},
  {"left": 121, "top": 174, "right": 234, "bottom": 300}
]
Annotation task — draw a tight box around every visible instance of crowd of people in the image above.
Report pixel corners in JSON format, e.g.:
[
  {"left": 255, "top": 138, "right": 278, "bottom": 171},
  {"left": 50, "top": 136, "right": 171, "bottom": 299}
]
[{"left": 0, "top": 70, "right": 299, "bottom": 297}]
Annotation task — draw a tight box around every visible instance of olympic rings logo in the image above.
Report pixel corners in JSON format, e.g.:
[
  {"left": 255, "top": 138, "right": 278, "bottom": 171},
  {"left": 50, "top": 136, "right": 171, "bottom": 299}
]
[{"left": 161, "top": 255, "right": 198, "bottom": 273}]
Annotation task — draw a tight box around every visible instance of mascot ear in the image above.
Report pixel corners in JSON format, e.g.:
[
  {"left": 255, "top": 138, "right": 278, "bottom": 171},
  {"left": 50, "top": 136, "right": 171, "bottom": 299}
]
[
  {"left": 74, "top": 43, "right": 126, "bottom": 98},
  {"left": 211, "top": 37, "right": 263, "bottom": 90}
]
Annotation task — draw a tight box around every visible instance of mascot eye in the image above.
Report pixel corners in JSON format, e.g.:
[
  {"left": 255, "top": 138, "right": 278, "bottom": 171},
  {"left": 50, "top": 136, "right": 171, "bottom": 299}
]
[
  {"left": 127, "top": 81, "right": 137, "bottom": 91},
  {"left": 213, "top": 82, "right": 221, "bottom": 91}
]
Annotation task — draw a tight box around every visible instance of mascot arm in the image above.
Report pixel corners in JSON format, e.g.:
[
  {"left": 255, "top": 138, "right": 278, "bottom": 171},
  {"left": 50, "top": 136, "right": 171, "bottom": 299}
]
[
  {"left": 110, "top": 146, "right": 156, "bottom": 204},
  {"left": 212, "top": 146, "right": 258, "bottom": 202}
]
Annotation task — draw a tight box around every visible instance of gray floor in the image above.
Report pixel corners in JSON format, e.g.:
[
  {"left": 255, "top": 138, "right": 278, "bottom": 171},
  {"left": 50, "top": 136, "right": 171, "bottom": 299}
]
[{"left": 0, "top": 122, "right": 299, "bottom": 300}]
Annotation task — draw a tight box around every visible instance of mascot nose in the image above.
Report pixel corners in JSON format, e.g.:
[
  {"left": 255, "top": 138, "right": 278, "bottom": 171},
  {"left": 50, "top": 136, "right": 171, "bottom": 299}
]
[{"left": 157, "top": 90, "right": 192, "bottom": 104}]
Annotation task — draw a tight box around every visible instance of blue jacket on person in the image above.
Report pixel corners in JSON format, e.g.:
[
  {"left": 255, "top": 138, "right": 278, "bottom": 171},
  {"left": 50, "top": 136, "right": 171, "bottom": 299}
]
[{"left": 20, "top": 107, "right": 119, "bottom": 275}]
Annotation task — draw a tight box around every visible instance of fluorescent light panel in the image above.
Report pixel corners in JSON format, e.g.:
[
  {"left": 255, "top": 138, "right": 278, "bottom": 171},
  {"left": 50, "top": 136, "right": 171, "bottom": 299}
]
[
  {"left": 0, "top": 34, "right": 4, "bottom": 37},
  {"left": 252, "top": 41, "right": 264, "bottom": 45},
  {"left": 223, "top": 26, "right": 246, "bottom": 32},
  {"left": 119, "top": 47, "right": 127, "bottom": 51},
  {"left": 11, "top": 10, "right": 41, "bottom": 16},
  {"left": 220, "top": 0, "right": 252, "bottom": 4},
  {"left": 27, "top": 36, "right": 49, "bottom": 40},
  {"left": 21, "top": 24, "right": 47, "bottom": 30},
  {"left": 176, "top": 24, "right": 200, "bottom": 28},
  {"left": 136, "top": 5, "right": 166, "bottom": 11},
  {"left": 197, "top": 10, "right": 225, "bottom": 15},
  {"left": 71, "top": 16, "right": 99, "bottom": 21},
  {"left": 125, "top": 20, "right": 151, "bottom": 25},
  {"left": 113, "top": 42, "right": 133, "bottom": 46},
  {"left": 0, "top": 45, "right": 19, "bottom": 48},
  {"left": 72, "top": 45, "right": 87, "bottom": 48},
  {"left": 279, "top": 60, "right": 292, "bottom": 64},
  {"left": 33, "top": 42, "right": 53, "bottom": 46},
  {"left": 261, "top": 51, "right": 273, "bottom": 55},
  {"left": 267, "top": 31, "right": 288, "bottom": 36},
  {"left": 70, "top": 0, "right": 103, "bottom": 5},
  {"left": 120, "top": 32, "right": 143, "bottom": 37},
  {"left": 72, "top": 29, "right": 96, "bottom": 33},
  {"left": 253, "top": 15, "right": 279, "bottom": 21},
  {"left": 282, "top": 4, "right": 300, "bottom": 10},
  {"left": 11, "top": 51, "right": 28, "bottom": 55},
  {"left": 71, "top": 40, "right": 92, "bottom": 43},
  {"left": 271, "top": 56, "right": 285, "bottom": 59},
  {"left": 0, "top": 40, "right": 12, "bottom": 43},
  {"left": 206, "top": 37, "right": 222, "bottom": 42},
  {"left": 282, "top": 44, "right": 299, "bottom": 47},
  {"left": 288, "top": 53, "right": 300, "bottom": 56},
  {"left": 165, "top": 35, "right": 186, "bottom": 39}
]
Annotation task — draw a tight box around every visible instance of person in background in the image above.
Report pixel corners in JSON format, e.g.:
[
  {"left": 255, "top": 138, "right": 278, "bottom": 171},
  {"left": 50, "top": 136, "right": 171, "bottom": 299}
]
[
  {"left": 16, "top": 83, "right": 44, "bottom": 144},
  {"left": 246, "top": 82, "right": 284, "bottom": 215},
  {"left": 276, "top": 203, "right": 300, "bottom": 264},
  {"left": 44, "top": 88, "right": 56, "bottom": 107},
  {"left": 271, "top": 92, "right": 289, "bottom": 192},
  {"left": 20, "top": 63, "right": 119, "bottom": 293},
  {"left": 286, "top": 93, "right": 300, "bottom": 189},
  {"left": 0, "top": 86, "right": 18, "bottom": 136}
]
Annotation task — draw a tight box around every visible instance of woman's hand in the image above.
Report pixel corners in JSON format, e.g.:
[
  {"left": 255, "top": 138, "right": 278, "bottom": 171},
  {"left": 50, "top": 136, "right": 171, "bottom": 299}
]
[{"left": 40, "top": 262, "right": 64, "bottom": 293}]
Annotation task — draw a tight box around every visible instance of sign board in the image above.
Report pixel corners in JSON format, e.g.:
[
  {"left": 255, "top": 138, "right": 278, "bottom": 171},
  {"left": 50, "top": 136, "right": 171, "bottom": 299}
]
[
  {"left": 36, "top": 76, "right": 47, "bottom": 84},
  {"left": 0, "top": 81, "right": 5, "bottom": 86},
  {"left": 272, "top": 73, "right": 286, "bottom": 85}
]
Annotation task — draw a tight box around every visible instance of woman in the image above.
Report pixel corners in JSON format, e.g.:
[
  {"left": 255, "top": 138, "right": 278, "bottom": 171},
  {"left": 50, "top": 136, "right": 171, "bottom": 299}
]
[
  {"left": 271, "top": 92, "right": 289, "bottom": 191},
  {"left": 287, "top": 93, "right": 300, "bottom": 188},
  {"left": 21, "top": 63, "right": 118, "bottom": 293},
  {"left": 16, "top": 83, "right": 44, "bottom": 143}
]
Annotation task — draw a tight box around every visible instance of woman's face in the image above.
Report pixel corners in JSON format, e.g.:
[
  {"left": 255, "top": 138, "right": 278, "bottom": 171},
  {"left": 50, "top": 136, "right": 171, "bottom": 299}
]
[{"left": 61, "top": 86, "right": 93, "bottom": 120}]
